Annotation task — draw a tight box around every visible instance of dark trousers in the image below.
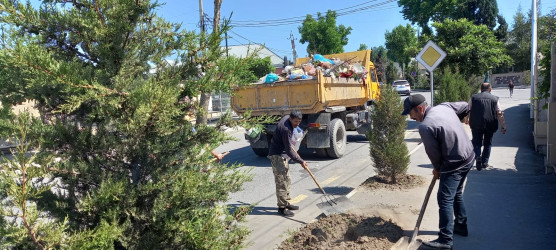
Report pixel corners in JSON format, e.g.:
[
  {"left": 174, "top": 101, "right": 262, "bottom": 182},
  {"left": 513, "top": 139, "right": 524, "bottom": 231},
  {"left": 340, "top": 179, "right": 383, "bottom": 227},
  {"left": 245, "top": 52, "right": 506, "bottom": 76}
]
[
  {"left": 437, "top": 161, "right": 472, "bottom": 243},
  {"left": 471, "top": 128, "right": 495, "bottom": 164}
]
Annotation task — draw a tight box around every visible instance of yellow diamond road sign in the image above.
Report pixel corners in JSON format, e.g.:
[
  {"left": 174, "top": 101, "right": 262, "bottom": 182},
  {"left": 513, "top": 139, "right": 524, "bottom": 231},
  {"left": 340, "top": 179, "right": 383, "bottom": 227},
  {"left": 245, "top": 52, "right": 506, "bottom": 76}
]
[{"left": 416, "top": 40, "right": 446, "bottom": 72}]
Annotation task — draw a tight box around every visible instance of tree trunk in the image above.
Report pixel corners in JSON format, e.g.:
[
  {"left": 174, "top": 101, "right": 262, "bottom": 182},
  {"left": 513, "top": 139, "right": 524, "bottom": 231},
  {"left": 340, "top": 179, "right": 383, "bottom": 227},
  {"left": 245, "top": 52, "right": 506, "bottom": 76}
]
[
  {"left": 197, "top": 92, "right": 211, "bottom": 125},
  {"left": 196, "top": 0, "right": 222, "bottom": 125}
]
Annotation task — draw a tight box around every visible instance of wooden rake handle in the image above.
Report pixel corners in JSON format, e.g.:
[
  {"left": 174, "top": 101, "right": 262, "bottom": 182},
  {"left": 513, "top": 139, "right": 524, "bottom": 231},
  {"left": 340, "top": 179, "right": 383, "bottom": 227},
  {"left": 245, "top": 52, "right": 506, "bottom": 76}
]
[
  {"left": 290, "top": 146, "right": 327, "bottom": 195},
  {"left": 210, "top": 151, "right": 230, "bottom": 162}
]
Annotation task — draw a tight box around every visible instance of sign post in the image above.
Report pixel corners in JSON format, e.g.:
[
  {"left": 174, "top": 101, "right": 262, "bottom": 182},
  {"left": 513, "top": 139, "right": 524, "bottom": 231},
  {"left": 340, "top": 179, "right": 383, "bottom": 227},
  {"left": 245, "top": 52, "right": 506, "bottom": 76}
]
[{"left": 415, "top": 40, "right": 447, "bottom": 106}]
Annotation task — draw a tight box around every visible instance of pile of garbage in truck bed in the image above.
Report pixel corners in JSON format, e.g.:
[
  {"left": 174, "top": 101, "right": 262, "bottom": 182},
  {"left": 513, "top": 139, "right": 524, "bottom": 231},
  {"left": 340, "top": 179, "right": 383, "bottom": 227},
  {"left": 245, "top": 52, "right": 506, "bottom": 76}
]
[{"left": 257, "top": 54, "right": 368, "bottom": 84}]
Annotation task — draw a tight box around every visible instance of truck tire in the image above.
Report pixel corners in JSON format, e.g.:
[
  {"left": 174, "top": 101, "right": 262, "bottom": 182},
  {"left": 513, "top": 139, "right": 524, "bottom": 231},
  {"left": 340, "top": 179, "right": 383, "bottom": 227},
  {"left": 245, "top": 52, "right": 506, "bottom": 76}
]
[
  {"left": 326, "top": 118, "right": 347, "bottom": 158},
  {"left": 249, "top": 133, "right": 272, "bottom": 157},
  {"left": 251, "top": 147, "right": 269, "bottom": 157},
  {"left": 315, "top": 148, "right": 329, "bottom": 157}
]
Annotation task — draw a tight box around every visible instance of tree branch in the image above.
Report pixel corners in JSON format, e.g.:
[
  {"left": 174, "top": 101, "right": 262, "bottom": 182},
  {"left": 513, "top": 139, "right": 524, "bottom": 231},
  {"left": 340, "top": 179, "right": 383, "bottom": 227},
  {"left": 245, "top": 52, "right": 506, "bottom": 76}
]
[{"left": 94, "top": 0, "right": 106, "bottom": 29}]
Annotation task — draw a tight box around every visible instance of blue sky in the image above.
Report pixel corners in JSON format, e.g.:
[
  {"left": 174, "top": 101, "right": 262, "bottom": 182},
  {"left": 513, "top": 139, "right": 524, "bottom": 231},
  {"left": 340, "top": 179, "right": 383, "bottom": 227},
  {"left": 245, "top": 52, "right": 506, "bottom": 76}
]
[{"left": 157, "top": 0, "right": 556, "bottom": 60}]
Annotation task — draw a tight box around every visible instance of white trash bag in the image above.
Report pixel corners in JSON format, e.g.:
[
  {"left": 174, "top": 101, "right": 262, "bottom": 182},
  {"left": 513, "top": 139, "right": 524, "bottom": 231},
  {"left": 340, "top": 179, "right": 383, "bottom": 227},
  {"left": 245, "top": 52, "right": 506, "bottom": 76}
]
[{"left": 290, "top": 127, "right": 304, "bottom": 151}]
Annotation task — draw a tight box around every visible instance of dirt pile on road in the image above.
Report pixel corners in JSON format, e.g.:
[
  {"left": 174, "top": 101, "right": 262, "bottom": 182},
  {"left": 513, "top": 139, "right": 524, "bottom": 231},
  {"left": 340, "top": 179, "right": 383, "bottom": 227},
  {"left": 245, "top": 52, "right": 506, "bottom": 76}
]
[
  {"left": 361, "top": 174, "right": 425, "bottom": 190},
  {"left": 279, "top": 214, "right": 403, "bottom": 250},
  {"left": 278, "top": 174, "right": 427, "bottom": 249}
]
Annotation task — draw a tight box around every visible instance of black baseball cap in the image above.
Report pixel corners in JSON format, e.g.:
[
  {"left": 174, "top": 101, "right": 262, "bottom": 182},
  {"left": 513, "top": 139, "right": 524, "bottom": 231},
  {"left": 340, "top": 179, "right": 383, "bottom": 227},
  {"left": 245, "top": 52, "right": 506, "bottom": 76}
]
[{"left": 401, "top": 94, "right": 426, "bottom": 115}]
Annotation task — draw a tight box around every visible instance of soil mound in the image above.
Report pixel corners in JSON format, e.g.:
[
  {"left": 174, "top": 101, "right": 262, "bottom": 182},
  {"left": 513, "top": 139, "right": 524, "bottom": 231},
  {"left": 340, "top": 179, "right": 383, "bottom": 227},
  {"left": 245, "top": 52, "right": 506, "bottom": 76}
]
[
  {"left": 361, "top": 174, "right": 425, "bottom": 190},
  {"left": 279, "top": 214, "right": 403, "bottom": 250}
]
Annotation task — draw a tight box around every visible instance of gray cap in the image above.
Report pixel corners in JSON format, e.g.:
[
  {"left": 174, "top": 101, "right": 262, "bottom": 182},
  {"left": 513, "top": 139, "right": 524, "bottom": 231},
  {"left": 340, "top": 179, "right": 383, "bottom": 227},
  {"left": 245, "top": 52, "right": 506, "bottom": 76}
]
[{"left": 401, "top": 94, "right": 426, "bottom": 115}]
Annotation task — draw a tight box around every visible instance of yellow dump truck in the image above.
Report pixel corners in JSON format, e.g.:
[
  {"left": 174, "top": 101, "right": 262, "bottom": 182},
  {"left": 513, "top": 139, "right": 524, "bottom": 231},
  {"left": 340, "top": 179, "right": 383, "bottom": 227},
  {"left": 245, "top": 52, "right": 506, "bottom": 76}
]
[{"left": 231, "top": 50, "right": 381, "bottom": 158}]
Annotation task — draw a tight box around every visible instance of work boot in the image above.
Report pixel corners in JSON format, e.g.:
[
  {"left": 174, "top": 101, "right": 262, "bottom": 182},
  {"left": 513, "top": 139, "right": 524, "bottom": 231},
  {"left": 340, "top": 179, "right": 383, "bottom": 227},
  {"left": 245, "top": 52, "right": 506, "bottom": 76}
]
[
  {"left": 422, "top": 238, "right": 452, "bottom": 249},
  {"left": 482, "top": 163, "right": 493, "bottom": 170},
  {"left": 278, "top": 207, "right": 294, "bottom": 217},
  {"left": 475, "top": 158, "right": 483, "bottom": 171},
  {"left": 286, "top": 204, "right": 299, "bottom": 210},
  {"left": 454, "top": 223, "right": 468, "bottom": 237}
]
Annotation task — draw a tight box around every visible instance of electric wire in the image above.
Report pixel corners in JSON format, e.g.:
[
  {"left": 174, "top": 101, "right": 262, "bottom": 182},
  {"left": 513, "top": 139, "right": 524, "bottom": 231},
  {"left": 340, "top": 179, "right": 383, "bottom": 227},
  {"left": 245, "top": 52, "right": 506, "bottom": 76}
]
[
  {"left": 228, "top": 0, "right": 385, "bottom": 24},
  {"left": 225, "top": 0, "right": 397, "bottom": 27}
]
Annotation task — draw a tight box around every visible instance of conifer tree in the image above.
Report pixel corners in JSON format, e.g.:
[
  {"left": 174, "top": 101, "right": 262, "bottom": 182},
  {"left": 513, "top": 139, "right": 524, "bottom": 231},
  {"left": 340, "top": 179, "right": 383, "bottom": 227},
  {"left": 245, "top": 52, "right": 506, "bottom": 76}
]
[
  {"left": 434, "top": 69, "right": 472, "bottom": 104},
  {"left": 366, "top": 86, "right": 409, "bottom": 183},
  {"left": 0, "top": 0, "right": 264, "bottom": 248}
]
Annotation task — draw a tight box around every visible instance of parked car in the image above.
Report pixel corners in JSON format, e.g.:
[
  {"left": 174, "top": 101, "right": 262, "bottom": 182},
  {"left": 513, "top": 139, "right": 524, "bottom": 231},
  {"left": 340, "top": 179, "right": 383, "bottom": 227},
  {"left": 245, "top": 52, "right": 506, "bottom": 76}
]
[{"left": 392, "top": 80, "right": 411, "bottom": 95}]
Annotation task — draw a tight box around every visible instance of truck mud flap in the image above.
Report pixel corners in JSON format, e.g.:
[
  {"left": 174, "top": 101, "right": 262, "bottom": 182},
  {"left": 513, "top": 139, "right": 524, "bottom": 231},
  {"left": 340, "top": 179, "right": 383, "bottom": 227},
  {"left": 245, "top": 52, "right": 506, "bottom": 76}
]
[{"left": 306, "top": 129, "right": 330, "bottom": 148}]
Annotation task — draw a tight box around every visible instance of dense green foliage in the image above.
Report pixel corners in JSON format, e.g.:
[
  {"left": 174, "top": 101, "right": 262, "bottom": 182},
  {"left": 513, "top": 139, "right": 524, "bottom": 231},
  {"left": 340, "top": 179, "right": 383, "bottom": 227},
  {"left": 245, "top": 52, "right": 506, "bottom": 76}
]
[
  {"left": 385, "top": 63, "right": 399, "bottom": 84},
  {"left": 406, "top": 60, "right": 420, "bottom": 87},
  {"left": 366, "top": 87, "right": 409, "bottom": 183},
  {"left": 385, "top": 24, "right": 418, "bottom": 79},
  {"left": 538, "top": 8, "right": 556, "bottom": 100},
  {"left": 298, "top": 10, "right": 352, "bottom": 55},
  {"left": 358, "top": 44, "right": 369, "bottom": 51},
  {"left": 432, "top": 19, "right": 512, "bottom": 79},
  {"left": 434, "top": 69, "right": 473, "bottom": 104},
  {"left": 504, "top": 7, "right": 532, "bottom": 72},
  {"left": 0, "top": 0, "right": 266, "bottom": 248},
  {"left": 398, "top": 0, "right": 506, "bottom": 39},
  {"left": 245, "top": 56, "right": 276, "bottom": 82},
  {"left": 371, "top": 46, "right": 388, "bottom": 83}
]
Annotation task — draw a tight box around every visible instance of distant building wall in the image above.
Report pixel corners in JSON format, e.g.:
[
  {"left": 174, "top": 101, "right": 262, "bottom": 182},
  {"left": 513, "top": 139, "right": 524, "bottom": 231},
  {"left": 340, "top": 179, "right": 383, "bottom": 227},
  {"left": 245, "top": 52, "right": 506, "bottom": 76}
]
[{"left": 491, "top": 72, "right": 525, "bottom": 87}]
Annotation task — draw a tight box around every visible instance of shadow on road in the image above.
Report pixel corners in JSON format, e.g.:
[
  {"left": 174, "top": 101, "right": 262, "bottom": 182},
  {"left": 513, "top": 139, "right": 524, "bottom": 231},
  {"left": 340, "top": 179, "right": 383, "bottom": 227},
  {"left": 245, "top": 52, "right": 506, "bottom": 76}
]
[{"left": 308, "top": 185, "right": 354, "bottom": 196}]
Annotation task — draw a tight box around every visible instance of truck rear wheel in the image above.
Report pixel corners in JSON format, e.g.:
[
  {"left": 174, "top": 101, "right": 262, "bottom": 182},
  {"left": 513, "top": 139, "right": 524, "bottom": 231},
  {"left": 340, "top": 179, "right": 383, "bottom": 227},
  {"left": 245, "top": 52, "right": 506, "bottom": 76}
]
[
  {"left": 249, "top": 133, "right": 271, "bottom": 157},
  {"left": 251, "top": 147, "right": 269, "bottom": 157},
  {"left": 315, "top": 148, "right": 329, "bottom": 157},
  {"left": 326, "top": 118, "right": 346, "bottom": 158}
]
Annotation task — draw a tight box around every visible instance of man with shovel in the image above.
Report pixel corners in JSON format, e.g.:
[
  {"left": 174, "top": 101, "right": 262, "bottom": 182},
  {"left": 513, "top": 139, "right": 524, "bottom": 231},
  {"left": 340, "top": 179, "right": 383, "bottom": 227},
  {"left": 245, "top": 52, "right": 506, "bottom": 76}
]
[
  {"left": 268, "top": 110, "right": 309, "bottom": 217},
  {"left": 402, "top": 94, "right": 475, "bottom": 249}
]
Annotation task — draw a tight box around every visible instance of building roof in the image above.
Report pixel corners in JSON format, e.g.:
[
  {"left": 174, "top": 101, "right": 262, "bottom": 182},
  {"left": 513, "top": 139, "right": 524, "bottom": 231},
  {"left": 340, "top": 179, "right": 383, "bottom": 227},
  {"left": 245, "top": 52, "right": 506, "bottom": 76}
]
[{"left": 224, "top": 44, "right": 284, "bottom": 68}]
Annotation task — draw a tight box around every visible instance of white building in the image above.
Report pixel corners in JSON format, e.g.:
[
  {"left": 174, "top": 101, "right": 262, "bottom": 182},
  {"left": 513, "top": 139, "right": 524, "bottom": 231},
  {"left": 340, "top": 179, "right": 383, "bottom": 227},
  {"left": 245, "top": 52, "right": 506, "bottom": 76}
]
[{"left": 224, "top": 44, "right": 284, "bottom": 69}]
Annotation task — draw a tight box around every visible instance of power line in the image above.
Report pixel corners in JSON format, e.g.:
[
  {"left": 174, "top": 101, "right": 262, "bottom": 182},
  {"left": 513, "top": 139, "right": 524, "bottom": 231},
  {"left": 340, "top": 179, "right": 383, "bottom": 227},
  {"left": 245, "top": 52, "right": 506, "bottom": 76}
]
[
  {"left": 229, "top": 0, "right": 385, "bottom": 24},
  {"left": 228, "top": 30, "right": 291, "bottom": 54},
  {"left": 234, "top": 37, "right": 290, "bottom": 54},
  {"left": 228, "top": 0, "right": 397, "bottom": 27}
]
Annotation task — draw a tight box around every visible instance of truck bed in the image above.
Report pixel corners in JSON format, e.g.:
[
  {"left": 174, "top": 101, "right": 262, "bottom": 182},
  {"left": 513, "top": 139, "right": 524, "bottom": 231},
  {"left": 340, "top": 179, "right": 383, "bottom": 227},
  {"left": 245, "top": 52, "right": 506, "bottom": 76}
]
[
  {"left": 232, "top": 74, "right": 373, "bottom": 116},
  {"left": 231, "top": 50, "right": 380, "bottom": 116}
]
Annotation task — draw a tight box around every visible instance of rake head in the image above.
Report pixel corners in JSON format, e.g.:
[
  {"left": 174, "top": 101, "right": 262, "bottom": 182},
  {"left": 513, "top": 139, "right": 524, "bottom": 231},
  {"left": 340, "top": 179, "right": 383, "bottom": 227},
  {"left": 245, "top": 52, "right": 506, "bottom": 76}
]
[{"left": 320, "top": 193, "right": 338, "bottom": 206}]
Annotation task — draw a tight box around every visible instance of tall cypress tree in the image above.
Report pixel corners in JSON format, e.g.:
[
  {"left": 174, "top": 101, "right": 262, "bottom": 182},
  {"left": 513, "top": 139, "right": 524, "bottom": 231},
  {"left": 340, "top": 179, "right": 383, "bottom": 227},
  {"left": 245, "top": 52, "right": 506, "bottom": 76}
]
[
  {"left": 366, "top": 87, "right": 409, "bottom": 183},
  {"left": 0, "top": 0, "right": 261, "bottom": 248}
]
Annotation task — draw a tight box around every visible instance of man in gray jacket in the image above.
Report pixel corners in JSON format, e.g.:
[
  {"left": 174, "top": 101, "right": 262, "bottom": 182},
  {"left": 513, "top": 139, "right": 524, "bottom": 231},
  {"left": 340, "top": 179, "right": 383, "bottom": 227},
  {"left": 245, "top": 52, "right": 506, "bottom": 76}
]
[{"left": 402, "top": 94, "right": 475, "bottom": 249}]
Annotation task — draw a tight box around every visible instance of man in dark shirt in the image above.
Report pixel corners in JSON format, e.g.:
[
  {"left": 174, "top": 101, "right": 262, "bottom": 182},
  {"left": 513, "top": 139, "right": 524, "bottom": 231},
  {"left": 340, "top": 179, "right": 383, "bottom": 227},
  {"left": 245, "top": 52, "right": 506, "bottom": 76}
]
[
  {"left": 268, "top": 110, "right": 308, "bottom": 217},
  {"left": 508, "top": 80, "right": 515, "bottom": 98},
  {"left": 467, "top": 82, "right": 506, "bottom": 171},
  {"left": 402, "top": 94, "right": 475, "bottom": 249}
]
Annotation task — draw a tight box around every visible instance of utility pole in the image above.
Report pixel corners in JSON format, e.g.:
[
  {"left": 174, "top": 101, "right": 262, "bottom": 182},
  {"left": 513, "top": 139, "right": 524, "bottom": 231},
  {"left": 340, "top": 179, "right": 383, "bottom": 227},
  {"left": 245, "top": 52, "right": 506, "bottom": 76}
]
[
  {"left": 225, "top": 31, "right": 229, "bottom": 57},
  {"left": 288, "top": 32, "right": 298, "bottom": 62},
  {"left": 199, "top": 0, "right": 205, "bottom": 33},
  {"left": 197, "top": 0, "right": 211, "bottom": 125},
  {"left": 531, "top": 0, "right": 537, "bottom": 119}
]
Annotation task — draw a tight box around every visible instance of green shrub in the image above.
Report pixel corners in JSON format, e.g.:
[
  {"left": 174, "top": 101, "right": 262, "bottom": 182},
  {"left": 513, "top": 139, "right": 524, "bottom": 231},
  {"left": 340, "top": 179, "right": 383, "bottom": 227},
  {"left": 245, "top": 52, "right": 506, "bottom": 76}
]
[
  {"left": 434, "top": 70, "right": 472, "bottom": 104},
  {"left": 366, "top": 86, "right": 409, "bottom": 183}
]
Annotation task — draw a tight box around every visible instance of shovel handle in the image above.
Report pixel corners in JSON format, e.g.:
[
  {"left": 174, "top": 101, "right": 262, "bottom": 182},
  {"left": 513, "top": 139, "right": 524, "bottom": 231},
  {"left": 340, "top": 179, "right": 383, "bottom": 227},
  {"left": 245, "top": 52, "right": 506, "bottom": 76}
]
[
  {"left": 290, "top": 146, "right": 327, "bottom": 195},
  {"left": 410, "top": 176, "right": 437, "bottom": 243}
]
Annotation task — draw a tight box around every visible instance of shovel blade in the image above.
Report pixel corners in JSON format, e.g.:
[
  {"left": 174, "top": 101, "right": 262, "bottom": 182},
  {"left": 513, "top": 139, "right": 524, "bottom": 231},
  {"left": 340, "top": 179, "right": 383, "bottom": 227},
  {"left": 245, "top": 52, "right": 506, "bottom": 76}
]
[
  {"left": 315, "top": 196, "right": 352, "bottom": 216},
  {"left": 390, "top": 236, "right": 421, "bottom": 250},
  {"left": 391, "top": 236, "right": 410, "bottom": 250}
]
